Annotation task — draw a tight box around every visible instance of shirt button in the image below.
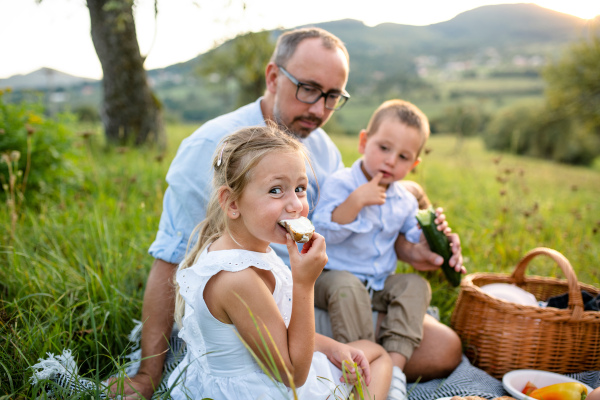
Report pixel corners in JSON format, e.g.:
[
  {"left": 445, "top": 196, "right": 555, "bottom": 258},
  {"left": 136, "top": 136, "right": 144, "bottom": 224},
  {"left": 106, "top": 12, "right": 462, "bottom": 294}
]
[{"left": 177, "top": 231, "right": 182, "bottom": 236}]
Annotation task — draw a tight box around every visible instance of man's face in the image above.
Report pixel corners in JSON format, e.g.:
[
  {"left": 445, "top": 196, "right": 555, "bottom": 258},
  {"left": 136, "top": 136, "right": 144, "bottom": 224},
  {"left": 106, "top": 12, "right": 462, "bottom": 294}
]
[{"left": 272, "top": 38, "right": 349, "bottom": 138}]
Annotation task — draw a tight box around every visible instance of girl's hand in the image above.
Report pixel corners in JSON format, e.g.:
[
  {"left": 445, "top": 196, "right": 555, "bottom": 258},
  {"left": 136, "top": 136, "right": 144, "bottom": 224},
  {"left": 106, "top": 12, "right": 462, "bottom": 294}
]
[
  {"left": 286, "top": 232, "right": 328, "bottom": 287},
  {"left": 327, "top": 342, "right": 371, "bottom": 386}
]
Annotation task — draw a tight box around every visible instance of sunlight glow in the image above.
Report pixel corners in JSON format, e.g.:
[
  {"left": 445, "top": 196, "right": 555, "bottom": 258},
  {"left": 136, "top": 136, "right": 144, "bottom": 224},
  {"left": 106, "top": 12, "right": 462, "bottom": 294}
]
[{"left": 0, "top": 0, "right": 598, "bottom": 79}]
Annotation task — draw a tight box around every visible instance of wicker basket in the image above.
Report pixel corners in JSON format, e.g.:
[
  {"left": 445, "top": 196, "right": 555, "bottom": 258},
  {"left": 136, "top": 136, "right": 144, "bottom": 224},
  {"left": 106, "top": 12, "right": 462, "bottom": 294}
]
[{"left": 450, "top": 247, "right": 600, "bottom": 378}]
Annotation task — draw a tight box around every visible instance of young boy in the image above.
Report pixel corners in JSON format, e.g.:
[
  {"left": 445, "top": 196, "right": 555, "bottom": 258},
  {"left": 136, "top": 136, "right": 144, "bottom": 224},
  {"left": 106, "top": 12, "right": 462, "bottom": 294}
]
[{"left": 312, "top": 99, "right": 464, "bottom": 398}]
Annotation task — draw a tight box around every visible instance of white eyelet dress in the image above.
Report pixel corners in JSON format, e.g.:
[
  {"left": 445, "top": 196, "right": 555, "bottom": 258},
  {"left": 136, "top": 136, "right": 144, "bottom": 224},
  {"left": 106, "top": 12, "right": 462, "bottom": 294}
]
[{"left": 167, "top": 246, "right": 352, "bottom": 400}]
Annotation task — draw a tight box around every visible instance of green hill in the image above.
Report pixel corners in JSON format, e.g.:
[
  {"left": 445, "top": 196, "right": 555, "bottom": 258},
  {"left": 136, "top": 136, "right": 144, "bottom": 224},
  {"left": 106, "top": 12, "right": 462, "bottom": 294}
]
[{"left": 4, "top": 3, "right": 595, "bottom": 127}]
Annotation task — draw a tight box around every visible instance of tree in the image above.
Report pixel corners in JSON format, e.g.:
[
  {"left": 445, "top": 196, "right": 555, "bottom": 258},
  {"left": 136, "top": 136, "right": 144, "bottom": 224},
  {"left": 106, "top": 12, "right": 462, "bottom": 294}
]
[
  {"left": 543, "top": 22, "right": 600, "bottom": 138},
  {"left": 86, "top": 0, "right": 164, "bottom": 146},
  {"left": 198, "top": 30, "right": 275, "bottom": 108},
  {"left": 483, "top": 23, "right": 600, "bottom": 165}
]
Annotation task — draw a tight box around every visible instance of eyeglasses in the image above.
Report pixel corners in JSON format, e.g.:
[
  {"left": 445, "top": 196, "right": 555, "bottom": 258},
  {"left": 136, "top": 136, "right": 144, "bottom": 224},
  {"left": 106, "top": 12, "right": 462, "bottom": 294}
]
[{"left": 277, "top": 65, "right": 350, "bottom": 111}]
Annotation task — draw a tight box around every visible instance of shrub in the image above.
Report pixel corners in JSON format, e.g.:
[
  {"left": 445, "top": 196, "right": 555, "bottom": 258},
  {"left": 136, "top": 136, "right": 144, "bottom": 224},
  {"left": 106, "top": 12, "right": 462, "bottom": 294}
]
[
  {"left": 483, "top": 103, "right": 600, "bottom": 165},
  {"left": 0, "top": 89, "right": 81, "bottom": 205},
  {"left": 483, "top": 104, "right": 541, "bottom": 155}
]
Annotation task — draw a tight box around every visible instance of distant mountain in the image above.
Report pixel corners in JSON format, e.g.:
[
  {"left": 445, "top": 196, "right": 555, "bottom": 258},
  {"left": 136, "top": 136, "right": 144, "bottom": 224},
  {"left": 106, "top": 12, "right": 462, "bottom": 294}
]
[
  {"left": 0, "top": 68, "right": 97, "bottom": 90},
  {"left": 152, "top": 3, "right": 592, "bottom": 87},
  {"left": 3, "top": 3, "right": 593, "bottom": 91}
]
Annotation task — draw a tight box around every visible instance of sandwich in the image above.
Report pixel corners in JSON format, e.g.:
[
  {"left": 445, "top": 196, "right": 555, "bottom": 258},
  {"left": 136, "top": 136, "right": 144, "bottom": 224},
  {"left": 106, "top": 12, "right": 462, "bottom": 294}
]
[{"left": 278, "top": 217, "right": 315, "bottom": 243}]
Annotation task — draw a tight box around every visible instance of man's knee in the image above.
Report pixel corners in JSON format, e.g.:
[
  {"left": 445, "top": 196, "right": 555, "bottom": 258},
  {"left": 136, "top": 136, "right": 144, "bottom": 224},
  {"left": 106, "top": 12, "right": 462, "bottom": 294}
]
[{"left": 404, "top": 315, "right": 463, "bottom": 381}]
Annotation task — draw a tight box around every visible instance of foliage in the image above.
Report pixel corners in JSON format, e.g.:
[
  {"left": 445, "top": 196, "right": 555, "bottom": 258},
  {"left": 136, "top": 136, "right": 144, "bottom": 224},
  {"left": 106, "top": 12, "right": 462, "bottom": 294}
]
[
  {"left": 0, "top": 123, "right": 173, "bottom": 398},
  {"left": 198, "top": 31, "right": 275, "bottom": 108},
  {"left": 435, "top": 103, "right": 490, "bottom": 137},
  {"left": 543, "top": 26, "right": 600, "bottom": 138},
  {"left": 73, "top": 104, "right": 100, "bottom": 123},
  {"left": 483, "top": 101, "right": 600, "bottom": 165},
  {"left": 482, "top": 26, "right": 600, "bottom": 166},
  {"left": 0, "top": 89, "right": 81, "bottom": 206}
]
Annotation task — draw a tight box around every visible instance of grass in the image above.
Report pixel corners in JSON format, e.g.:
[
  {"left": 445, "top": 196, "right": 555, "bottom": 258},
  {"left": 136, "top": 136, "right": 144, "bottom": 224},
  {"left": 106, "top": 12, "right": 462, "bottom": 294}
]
[{"left": 1, "top": 123, "right": 599, "bottom": 398}]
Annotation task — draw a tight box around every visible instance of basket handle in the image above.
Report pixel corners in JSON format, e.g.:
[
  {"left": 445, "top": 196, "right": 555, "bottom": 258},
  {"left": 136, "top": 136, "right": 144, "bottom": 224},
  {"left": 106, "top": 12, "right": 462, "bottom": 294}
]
[{"left": 511, "top": 247, "right": 584, "bottom": 321}]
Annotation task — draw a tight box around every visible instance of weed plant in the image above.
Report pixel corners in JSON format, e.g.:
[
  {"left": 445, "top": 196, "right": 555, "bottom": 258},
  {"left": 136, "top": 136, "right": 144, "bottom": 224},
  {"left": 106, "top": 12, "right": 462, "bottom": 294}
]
[{"left": 1, "top": 123, "right": 599, "bottom": 398}]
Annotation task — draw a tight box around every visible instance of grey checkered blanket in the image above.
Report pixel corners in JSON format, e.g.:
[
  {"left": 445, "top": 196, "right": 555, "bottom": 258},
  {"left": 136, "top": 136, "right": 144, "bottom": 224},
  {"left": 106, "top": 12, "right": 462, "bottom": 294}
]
[{"left": 30, "top": 320, "right": 599, "bottom": 399}]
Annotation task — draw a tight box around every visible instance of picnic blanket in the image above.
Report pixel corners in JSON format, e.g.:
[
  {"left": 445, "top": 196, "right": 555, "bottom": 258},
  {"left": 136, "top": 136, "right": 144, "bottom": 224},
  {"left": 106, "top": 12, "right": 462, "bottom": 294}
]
[
  {"left": 407, "top": 356, "right": 600, "bottom": 400},
  {"left": 30, "top": 320, "right": 600, "bottom": 399}
]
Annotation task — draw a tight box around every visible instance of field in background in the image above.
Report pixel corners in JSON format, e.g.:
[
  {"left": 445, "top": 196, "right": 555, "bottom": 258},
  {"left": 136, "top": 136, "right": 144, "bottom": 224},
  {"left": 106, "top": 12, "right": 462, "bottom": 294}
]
[{"left": 1, "top": 123, "right": 599, "bottom": 397}]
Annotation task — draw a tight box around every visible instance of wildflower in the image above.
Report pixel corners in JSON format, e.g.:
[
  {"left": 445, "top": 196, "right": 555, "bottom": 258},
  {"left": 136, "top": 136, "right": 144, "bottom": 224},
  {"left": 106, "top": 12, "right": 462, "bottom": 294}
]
[
  {"left": 25, "top": 124, "right": 35, "bottom": 136},
  {"left": 28, "top": 114, "right": 42, "bottom": 125},
  {"left": 10, "top": 151, "right": 21, "bottom": 162},
  {"left": 78, "top": 131, "right": 95, "bottom": 139}
]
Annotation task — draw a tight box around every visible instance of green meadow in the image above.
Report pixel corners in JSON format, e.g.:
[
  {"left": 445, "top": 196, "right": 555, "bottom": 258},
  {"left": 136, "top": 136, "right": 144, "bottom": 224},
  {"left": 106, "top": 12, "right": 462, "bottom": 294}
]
[{"left": 1, "top": 123, "right": 599, "bottom": 397}]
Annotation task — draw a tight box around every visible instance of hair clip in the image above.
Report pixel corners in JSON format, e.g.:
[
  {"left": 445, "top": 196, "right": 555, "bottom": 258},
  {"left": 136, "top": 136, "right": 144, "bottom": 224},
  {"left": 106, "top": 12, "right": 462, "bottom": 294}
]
[{"left": 217, "top": 141, "right": 227, "bottom": 167}]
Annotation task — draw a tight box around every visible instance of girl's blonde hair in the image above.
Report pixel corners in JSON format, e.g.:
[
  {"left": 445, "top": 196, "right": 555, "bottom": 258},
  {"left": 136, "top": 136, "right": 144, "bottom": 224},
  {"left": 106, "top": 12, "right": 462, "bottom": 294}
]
[{"left": 174, "top": 124, "right": 309, "bottom": 326}]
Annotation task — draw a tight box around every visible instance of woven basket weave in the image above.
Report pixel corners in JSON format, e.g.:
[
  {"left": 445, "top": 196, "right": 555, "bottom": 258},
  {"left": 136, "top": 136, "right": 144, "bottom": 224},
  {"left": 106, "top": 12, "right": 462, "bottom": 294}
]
[{"left": 450, "top": 247, "right": 600, "bottom": 378}]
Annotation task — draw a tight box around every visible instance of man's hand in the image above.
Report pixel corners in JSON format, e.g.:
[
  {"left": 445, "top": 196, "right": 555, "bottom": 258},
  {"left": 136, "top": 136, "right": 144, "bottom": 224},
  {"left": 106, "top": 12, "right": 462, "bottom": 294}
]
[
  {"left": 396, "top": 207, "right": 465, "bottom": 273},
  {"left": 107, "top": 373, "right": 156, "bottom": 400}
]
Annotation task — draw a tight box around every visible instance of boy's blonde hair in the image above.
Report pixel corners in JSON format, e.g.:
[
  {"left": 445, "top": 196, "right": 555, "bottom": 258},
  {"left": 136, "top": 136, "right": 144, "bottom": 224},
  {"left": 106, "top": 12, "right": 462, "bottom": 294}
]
[
  {"left": 174, "top": 125, "right": 309, "bottom": 326},
  {"left": 365, "top": 99, "right": 430, "bottom": 154}
]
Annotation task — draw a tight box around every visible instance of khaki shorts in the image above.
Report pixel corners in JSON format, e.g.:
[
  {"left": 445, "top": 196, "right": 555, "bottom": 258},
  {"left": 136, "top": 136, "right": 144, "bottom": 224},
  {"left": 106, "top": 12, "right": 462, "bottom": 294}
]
[{"left": 314, "top": 269, "right": 431, "bottom": 360}]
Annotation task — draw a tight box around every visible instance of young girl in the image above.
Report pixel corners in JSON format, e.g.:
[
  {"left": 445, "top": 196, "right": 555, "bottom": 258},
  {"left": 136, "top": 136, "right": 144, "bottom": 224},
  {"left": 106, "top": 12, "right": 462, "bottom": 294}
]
[{"left": 166, "top": 125, "right": 392, "bottom": 400}]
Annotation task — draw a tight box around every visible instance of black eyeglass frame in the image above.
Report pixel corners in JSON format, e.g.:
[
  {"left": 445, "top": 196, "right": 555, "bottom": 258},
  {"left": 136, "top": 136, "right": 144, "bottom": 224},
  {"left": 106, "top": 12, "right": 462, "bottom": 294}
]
[{"left": 277, "top": 65, "right": 350, "bottom": 111}]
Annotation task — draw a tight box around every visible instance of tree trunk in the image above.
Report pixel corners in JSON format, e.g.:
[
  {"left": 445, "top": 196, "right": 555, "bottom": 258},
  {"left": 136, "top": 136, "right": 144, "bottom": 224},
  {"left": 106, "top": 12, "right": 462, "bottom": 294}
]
[{"left": 87, "top": 0, "right": 164, "bottom": 147}]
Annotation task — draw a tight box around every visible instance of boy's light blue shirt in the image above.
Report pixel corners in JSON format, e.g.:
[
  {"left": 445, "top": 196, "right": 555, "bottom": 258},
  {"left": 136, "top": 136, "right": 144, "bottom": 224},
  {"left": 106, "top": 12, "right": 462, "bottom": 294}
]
[
  {"left": 148, "top": 98, "right": 344, "bottom": 267},
  {"left": 312, "top": 159, "right": 422, "bottom": 291}
]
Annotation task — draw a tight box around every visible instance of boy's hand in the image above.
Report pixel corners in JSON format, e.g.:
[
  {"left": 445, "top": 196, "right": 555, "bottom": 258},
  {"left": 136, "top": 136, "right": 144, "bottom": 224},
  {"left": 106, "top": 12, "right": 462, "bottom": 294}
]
[
  {"left": 286, "top": 232, "right": 328, "bottom": 287},
  {"left": 352, "top": 171, "right": 387, "bottom": 208},
  {"left": 331, "top": 172, "right": 387, "bottom": 225}
]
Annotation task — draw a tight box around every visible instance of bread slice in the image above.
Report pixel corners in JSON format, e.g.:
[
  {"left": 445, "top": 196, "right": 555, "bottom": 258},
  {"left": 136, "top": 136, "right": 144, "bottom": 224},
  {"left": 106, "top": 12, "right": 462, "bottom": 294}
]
[{"left": 278, "top": 217, "right": 314, "bottom": 243}]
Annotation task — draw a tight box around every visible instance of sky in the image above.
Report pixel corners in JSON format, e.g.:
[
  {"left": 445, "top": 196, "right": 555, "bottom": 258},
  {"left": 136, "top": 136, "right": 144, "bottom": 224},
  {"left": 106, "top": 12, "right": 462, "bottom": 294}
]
[{"left": 1, "top": 0, "right": 599, "bottom": 80}]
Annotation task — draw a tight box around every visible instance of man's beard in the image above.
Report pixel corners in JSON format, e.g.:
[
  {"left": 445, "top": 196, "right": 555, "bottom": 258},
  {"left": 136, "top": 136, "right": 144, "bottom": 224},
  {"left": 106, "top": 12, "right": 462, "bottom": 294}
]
[{"left": 272, "top": 103, "right": 322, "bottom": 139}]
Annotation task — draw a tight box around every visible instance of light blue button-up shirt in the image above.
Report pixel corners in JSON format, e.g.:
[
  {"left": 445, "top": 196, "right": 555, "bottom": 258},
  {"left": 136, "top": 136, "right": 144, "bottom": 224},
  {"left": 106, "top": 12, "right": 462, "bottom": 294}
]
[
  {"left": 148, "top": 98, "right": 344, "bottom": 267},
  {"left": 312, "top": 159, "right": 422, "bottom": 291}
]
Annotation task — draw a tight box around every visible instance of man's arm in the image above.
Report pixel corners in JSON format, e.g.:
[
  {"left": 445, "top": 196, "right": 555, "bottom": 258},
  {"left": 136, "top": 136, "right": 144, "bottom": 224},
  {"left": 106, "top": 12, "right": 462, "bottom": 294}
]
[{"left": 108, "top": 258, "right": 177, "bottom": 399}]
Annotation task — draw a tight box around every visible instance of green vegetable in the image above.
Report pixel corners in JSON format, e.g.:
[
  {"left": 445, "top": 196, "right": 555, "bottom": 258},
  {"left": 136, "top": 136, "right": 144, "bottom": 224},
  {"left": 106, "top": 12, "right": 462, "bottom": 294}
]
[{"left": 415, "top": 207, "right": 462, "bottom": 287}]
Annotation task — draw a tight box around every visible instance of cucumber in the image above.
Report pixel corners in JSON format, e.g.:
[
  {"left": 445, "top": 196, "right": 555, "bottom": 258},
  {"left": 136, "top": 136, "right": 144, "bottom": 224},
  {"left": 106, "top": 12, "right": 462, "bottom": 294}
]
[{"left": 415, "top": 207, "right": 462, "bottom": 287}]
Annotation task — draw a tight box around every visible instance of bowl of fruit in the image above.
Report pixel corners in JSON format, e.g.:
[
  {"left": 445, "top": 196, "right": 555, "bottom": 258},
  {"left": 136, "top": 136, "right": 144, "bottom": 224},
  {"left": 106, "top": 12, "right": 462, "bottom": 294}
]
[{"left": 502, "top": 369, "right": 592, "bottom": 400}]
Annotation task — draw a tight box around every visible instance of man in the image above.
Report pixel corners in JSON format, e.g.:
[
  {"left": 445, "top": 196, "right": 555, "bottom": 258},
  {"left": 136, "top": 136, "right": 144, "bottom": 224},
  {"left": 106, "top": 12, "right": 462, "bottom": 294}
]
[{"left": 116, "top": 27, "right": 462, "bottom": 399}]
